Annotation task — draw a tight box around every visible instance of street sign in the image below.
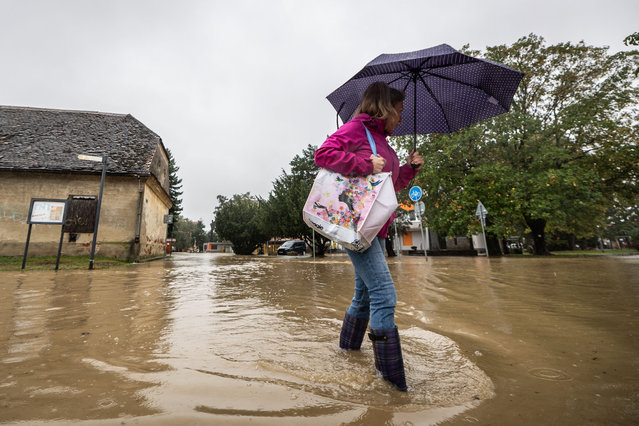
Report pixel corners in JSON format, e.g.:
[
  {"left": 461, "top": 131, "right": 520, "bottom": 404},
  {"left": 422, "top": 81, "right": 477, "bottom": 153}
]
[
  {"left": 78, "top": 154, "right": 103, "bottom": 162},
  {"left": 409, "top": 186, "right": 422, "bottom": 202},
  {"left": 475, "top": 201, "right": 488, "bottom": 217},
  {"left": 415, "top": 201, "right": 425, "bottom": 216}
]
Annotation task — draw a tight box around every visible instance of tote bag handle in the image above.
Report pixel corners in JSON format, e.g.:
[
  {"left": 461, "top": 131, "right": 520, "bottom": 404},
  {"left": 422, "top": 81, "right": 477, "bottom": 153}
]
[{"left": 362, "top": 124, "right": 377, "bottom": 156}]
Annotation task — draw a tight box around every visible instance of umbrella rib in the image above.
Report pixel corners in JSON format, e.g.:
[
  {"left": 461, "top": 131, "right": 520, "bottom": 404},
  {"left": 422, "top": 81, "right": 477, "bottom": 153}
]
[
  {"left": 420, "top": 68, "right": 505, "bottom": 109},
  {"left": 360, "top": 57, "right": 466, "bottom": 79},
  {"left": 365, "top": 61, "right": 503, "bottom": 106},
  {"left": 422, "top": 69, "right": 481, "bottom": 90},
  {"left": 399, "top": 78, "right": 412, "bottom": 93},
  {"left": 417, "top": 73, "right": 452, "bottom": 132}
]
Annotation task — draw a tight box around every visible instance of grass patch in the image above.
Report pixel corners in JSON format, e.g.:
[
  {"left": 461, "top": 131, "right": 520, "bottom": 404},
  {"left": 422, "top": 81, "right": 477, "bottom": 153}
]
[
  {"left": 550, "top": 249, "right": 638, "bottom": 256},
  {"left": 0, "top": 255, "right": 131, "bottom": 271},
  {"left": 506, "top": 249, "right": 638, "bottom": 257}
]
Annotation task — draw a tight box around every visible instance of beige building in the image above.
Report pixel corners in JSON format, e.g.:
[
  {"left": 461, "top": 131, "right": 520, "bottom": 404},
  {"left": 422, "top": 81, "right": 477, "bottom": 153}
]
[{"left": 0, "top": 106, "right": 172, "bottom": 261}]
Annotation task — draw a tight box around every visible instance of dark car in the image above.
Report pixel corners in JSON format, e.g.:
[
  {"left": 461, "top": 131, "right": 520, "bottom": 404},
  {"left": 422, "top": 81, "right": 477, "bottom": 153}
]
[{"left": 277, "top": 240, "right": 306, "bottom": 255}]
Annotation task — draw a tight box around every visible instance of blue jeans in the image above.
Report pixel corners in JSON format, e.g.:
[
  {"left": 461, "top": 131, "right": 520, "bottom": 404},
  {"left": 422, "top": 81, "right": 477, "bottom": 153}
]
[{"left": 345, "top": 237, "right": 397, "bottom": 329}]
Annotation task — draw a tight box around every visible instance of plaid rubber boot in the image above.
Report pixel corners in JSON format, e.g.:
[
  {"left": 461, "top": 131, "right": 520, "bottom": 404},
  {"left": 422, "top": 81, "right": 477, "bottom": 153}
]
[
  {"left": 368, "top": 327, "right": 408, "bottom": 392},
  {"left": 339, "top": 312, "right": 369, "bottom": 350}
]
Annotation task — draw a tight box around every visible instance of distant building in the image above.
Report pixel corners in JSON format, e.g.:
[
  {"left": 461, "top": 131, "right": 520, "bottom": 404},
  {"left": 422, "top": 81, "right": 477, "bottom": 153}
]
[
  {"left": 202, "top": 242, "right": 233, "bottom": 253},
  {"left": 396, "top": 203, "right": 439, "bottom": 253},
  {"left": 0, "top": 106, "right": 172, "bottom": 261},
  {"left": 395, "top": 203, "right": 476, "bottom": 256}
]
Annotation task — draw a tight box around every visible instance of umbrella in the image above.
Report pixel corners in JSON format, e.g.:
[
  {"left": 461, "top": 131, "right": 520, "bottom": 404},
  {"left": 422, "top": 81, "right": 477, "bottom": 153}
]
[{"left": 326, "top": 44, "right": 524, "bottom": 150}]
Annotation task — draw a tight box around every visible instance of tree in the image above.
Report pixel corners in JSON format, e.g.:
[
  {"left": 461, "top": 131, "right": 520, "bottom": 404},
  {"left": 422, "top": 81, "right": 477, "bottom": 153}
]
[
  {"left": 399, "top": 34, "right": 639, "bottom": 254},
  {"left": 624, "top": 32, "right": 639, "bottom": 46},
  {"left": 604, "top": 201, "right": 639, "bottom": 249},
  {"left": 166, "top": 148, "right": 183, "bottom": 238},
  {"left": 192, "top": 219, "right": 208, "bottom": 249},
  {"left": 261, "top": 145, "right": 332, "bottom": 256},
  {"left": 172, "top": 216, "right": 207, "bottom": 251},
  {"left": 623, "top": 32, "right": 639, "bottom": 77},
  {"left": 214, "top": 193, "right": 268, "bottom": 255},
  {"left": 208, "top": 220, "right": 218, "bottom": 242}
]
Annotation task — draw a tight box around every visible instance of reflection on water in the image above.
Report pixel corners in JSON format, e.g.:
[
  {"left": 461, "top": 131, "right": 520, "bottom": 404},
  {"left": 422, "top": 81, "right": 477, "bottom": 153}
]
[
  {"left": 0, "top": 253, "right": 638, "bottom": 425},
  {"left": 0, "top": 267, "right": 170, "bottom": 421}
]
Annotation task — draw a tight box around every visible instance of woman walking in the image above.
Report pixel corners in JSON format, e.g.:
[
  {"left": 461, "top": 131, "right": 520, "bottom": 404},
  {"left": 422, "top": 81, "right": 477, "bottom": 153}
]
[{"left": 314, "top": 81, "right": 423, "bottom": 391}]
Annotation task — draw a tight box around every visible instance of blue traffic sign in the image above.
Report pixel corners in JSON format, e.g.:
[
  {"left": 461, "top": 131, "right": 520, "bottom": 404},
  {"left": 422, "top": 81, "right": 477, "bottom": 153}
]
[{"left": 409, "top": 186, "right": 422, "bottom": 202}]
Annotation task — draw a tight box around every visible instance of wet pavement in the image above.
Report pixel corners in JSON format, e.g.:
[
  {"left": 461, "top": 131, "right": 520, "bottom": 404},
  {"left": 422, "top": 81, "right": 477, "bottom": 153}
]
[{"left": 1, "top": 253, "right": 638, "bottom": 425}]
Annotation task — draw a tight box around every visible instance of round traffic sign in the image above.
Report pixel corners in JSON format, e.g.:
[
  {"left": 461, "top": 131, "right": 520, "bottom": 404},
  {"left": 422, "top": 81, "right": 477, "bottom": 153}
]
[{"left": 409, "top": 186, "right": 422, "bottom": 202}]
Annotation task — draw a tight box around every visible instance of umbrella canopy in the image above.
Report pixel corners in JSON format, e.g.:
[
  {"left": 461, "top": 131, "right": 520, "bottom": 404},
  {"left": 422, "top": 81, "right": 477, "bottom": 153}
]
[{"left": 327, "top": 44, "right": 524, "bottom": 142}]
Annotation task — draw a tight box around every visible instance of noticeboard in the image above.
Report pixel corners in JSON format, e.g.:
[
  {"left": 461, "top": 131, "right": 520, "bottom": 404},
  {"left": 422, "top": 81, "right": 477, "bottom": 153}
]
[
  {"left": 64, "top": 195, "right": 98, "bottom": 233},
  {"left": 27, "top": 198, "right": 67, "bottom": 225}
]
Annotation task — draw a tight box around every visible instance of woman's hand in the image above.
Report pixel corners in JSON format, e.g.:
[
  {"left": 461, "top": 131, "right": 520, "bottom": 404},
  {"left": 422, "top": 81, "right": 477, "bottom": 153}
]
[
  {"left": 407, "top": 150, "right": 424, "bottom": 169},
  {"left": 370, "top": 154, "right": 386, "bottom": 174}
]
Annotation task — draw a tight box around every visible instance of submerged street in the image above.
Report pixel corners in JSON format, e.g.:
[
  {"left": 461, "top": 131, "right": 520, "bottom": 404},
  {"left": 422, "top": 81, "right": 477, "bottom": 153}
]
[{"left": 1, "top": 253, "right": 638, "bottom": 425}]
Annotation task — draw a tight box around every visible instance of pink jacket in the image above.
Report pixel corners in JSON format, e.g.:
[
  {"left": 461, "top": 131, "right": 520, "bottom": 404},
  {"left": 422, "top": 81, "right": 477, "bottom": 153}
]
[{"left": 314, "top": 113, "right": 417, "bottom": 238}]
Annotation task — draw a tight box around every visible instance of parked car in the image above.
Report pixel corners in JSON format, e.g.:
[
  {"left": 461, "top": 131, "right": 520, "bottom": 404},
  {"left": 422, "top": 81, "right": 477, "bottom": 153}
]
[{"left": 277, "top": 240, "right": 306, "bottom": 255}]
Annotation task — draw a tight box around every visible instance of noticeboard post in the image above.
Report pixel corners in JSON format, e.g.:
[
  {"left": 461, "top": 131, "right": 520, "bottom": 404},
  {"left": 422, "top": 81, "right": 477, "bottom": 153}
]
[{"left": 22, "top": 198, "right": 68, "bottom": 270}]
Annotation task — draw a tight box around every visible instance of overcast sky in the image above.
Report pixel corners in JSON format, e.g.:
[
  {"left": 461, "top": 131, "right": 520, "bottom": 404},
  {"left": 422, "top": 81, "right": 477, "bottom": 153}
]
[{"left": 1, "top": 0, "right": 637, "bottom": 229}]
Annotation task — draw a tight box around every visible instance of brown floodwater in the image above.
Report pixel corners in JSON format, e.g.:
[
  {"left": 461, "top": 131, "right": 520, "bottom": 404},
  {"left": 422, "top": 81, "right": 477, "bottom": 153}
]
[{"left": 1, "top": 253, "right": 638, "bottom": 425}]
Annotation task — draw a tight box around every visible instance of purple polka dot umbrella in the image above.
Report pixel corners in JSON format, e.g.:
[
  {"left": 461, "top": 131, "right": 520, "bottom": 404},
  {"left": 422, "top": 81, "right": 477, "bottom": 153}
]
[{"left": 327, "top": 44, "right": 524, "bottom": 150}]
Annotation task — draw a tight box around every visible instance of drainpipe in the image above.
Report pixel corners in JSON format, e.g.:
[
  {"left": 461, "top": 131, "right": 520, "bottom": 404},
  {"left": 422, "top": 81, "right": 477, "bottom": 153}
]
[{"left": 135, "top": 176, "right": 143, "bottom": 244}]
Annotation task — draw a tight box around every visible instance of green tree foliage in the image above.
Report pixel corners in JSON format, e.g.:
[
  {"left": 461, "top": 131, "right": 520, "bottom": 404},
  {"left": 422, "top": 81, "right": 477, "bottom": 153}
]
[
  {"left": 624, "top": 32, "right": 639, "bottom": 77},
  {"left": 208, "top": 220, "right": 218, "bottom": 242},
  {"left": 165, "top": 148, "right": 183, "bottom": 238},
  {"left": 193, "top": 219, "right": 208, "bottom": 249},
  {"left": 172, "top": 216, "right": 207, "bottom": 251},
  {"left": 624, "top": 32, "right": 639, "bottom": 46},
  {"left": 261, "top": 145, "right": 332, "bottom": 255},
  {"left": 604, "top": 202, "right": 639, "bottom": 248},
  {"left": 398, "top": 34, "right": 639, "bottom": 255},
  {"left": 214, "top": 193, "right": 268, "bottom": 255}
]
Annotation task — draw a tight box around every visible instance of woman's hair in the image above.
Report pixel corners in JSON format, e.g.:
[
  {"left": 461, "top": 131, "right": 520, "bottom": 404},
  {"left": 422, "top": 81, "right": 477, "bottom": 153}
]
[{"left": 354, "top": 82, "right": 405, "bottom": 120}]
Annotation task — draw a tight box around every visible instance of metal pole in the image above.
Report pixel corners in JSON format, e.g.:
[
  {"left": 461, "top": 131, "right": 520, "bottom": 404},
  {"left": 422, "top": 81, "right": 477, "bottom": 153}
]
[
  {"left": 55, "top": 225, "right": 65, "bottom": 270},
  {"left": 21, "top": 224, "right": 33, "bottom": 270},
  {"left": 416, "top": 202, "right": 427, "bottom": 258},
  {"left": 394, "top": 221, "right": 400, "bottom": 259},
  {"left": 480, "top": 214, "right": 489, "bottom": 258},
  {"left": 413, "top": 73, "right": 417, "bottom": 153},
  {"left": 163, "top": 224, "right": 168, "bottom": 258},
  {"left": 89, "top": 155, "right": 108, "bottom": 270},
  {"left": 419, "top": 221, "right": 427, "bottom": 258}
]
